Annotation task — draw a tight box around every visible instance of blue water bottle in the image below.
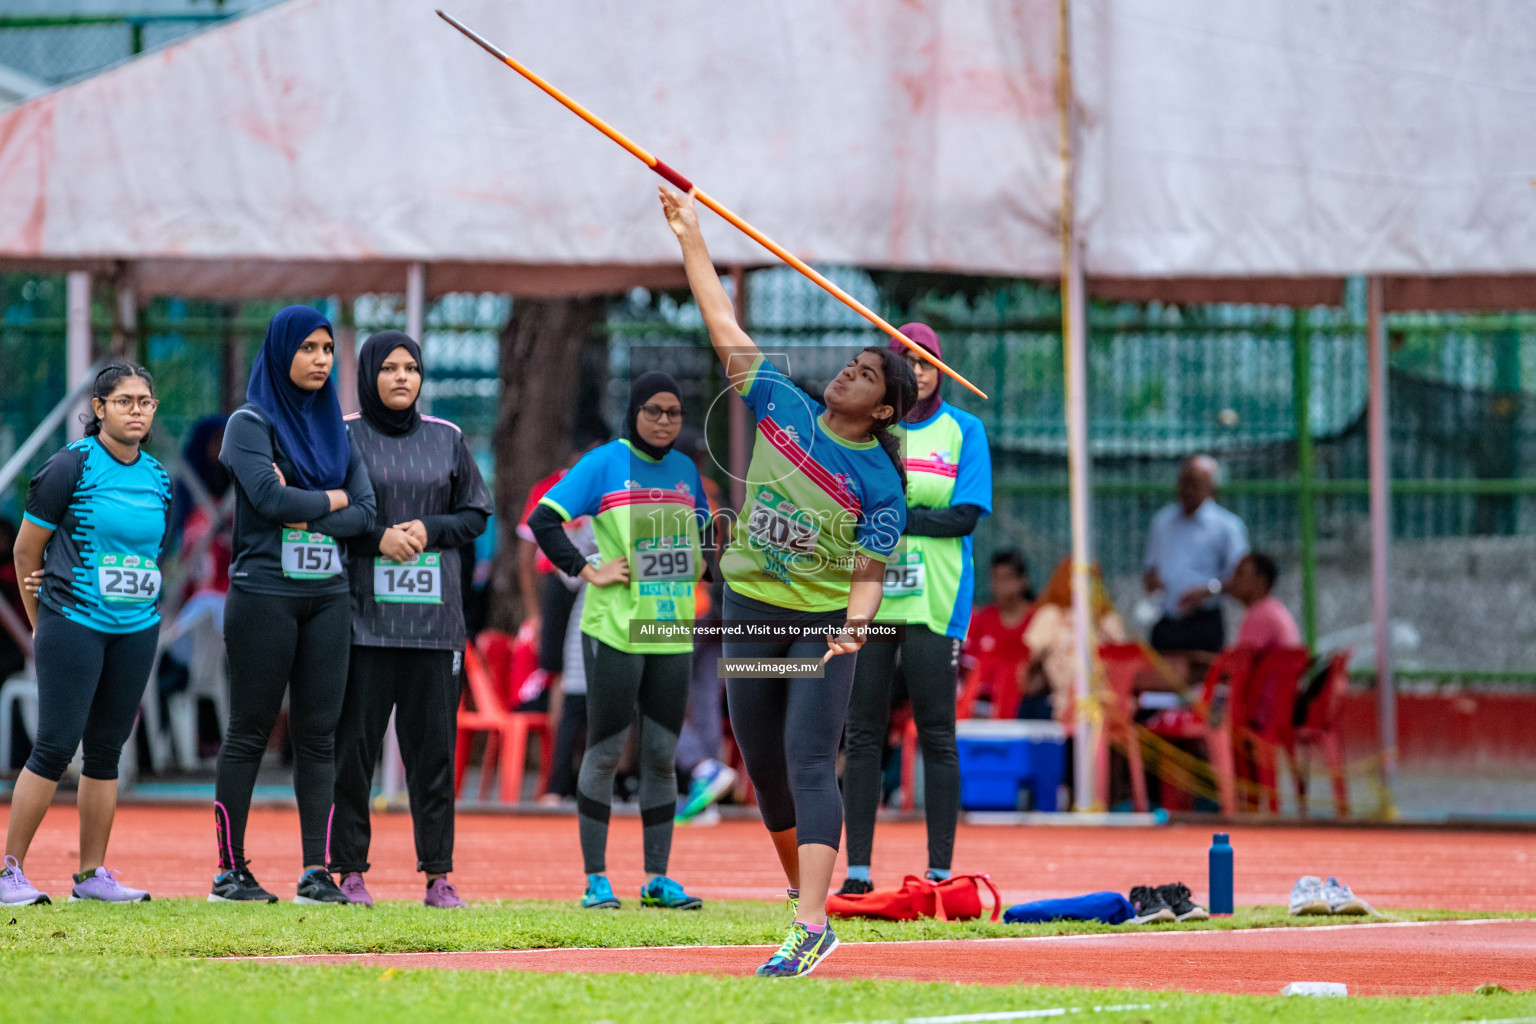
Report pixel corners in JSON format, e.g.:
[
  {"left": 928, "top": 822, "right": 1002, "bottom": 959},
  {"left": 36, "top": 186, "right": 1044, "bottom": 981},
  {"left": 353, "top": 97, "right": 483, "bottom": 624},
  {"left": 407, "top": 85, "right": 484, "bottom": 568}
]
[{"left": 1208, "top": 832, "right": 1234, "bottom": 916}]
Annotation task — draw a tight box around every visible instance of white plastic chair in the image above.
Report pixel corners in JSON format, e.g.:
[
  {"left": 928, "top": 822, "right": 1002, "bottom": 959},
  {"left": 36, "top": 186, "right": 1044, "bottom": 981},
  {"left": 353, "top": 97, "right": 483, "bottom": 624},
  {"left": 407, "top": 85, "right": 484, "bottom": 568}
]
[
  {"left": 0, "top": 668, "right": 39, "bottom": 774},
  {"left": 168, "top": 607, "right": 228, "bottom": 770}
]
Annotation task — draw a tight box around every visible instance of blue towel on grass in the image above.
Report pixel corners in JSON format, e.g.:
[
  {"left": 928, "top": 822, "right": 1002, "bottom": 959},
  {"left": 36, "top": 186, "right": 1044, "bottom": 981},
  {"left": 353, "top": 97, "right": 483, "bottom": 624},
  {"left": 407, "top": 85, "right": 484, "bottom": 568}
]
[{"left": 1003, "top": 891, "right": 1133, "bottom": 925}]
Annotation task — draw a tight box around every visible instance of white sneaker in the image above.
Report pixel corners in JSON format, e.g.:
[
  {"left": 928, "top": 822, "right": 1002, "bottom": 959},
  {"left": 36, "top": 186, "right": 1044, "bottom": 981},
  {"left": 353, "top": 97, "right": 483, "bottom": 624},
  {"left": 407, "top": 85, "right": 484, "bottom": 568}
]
[
  {"left": 1289, "top": 875, "right": 1329, "bottom": 915},
  {"left": 1323, "top": 876, "right": 1368, "bottom": 915}
]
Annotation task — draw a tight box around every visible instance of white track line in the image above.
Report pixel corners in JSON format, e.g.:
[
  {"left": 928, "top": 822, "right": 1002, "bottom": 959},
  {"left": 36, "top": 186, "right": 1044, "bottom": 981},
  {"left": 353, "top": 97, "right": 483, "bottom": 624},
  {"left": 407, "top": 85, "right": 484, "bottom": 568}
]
[
  {"left": 225, "top": 916, "right": 1530, "bottom": 962},
  {"left": 825, "top": 1006, "right": 1155, "bottom": 1024}
]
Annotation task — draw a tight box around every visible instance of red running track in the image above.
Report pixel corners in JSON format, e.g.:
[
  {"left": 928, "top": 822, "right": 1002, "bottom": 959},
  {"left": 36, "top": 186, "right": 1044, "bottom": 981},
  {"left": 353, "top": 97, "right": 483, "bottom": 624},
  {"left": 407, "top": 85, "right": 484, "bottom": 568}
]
[
  {"left": 255, "top": 919, "right": 1536, "bottom": 996},
  {"left": 3, "top": 805, "right": 1531, "bottom": 911},
  {"left": 7, "top": 805, "right": 1535, "bottom": 995}
]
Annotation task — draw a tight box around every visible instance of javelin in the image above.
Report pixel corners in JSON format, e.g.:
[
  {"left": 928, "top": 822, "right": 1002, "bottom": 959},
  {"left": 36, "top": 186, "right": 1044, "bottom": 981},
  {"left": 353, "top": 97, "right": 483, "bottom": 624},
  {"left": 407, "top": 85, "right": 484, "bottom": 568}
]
[{"left": 436, "top": 9, "right": 987, "bottom": 399}]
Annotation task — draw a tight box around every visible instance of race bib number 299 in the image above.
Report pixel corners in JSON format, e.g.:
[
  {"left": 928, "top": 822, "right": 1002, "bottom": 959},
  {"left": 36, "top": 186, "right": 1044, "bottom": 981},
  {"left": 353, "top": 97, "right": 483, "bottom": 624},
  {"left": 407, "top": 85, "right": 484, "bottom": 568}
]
[
  {"left": 282, "top": 530, "right": 342, "bottom": 579},
  {"left": 97, "top": 553, "right": 160, "bottom": 604}
]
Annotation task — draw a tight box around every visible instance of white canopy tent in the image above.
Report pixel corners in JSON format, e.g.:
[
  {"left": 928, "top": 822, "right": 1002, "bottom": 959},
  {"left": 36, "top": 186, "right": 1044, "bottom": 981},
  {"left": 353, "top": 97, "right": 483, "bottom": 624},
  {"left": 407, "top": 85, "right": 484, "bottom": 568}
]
[{"left": 1, "top": 0, "right": 1533, "bottom": 811}]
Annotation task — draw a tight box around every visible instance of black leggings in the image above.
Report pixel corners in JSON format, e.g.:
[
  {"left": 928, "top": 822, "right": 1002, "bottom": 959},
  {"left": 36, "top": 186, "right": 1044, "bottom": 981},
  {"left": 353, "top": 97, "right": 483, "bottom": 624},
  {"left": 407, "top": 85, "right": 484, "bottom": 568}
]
[
  {"left": 722, "top": 588, "right": 856, "bottom": 850},
  {"left": 548, "top": 693, "right": 587, "bottom": 799},
  {"left": 215, "top": 587, "right": 350, "bottom": 870},
  {"left": 329, "top": 647, "right": 459, "bottom": 876},
  {"left": 844, "top": 623, "right": 962, "bottom": 871},
  {"left": 26, "top": 607, "right": 158, "bottom": 782},
  {"left": 577, "top": 636, "right": 690, "bottom": 876}
]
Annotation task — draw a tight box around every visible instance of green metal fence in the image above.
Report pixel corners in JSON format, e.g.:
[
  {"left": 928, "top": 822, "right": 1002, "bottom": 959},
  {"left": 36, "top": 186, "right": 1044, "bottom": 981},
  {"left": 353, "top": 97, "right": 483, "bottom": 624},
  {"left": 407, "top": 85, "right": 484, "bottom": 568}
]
[
  {"left": 5, "top": 268, "right": 1535, "bottom": 672},
  {"left": 0, "top": 11, "right": 233, "bottom": 89}
]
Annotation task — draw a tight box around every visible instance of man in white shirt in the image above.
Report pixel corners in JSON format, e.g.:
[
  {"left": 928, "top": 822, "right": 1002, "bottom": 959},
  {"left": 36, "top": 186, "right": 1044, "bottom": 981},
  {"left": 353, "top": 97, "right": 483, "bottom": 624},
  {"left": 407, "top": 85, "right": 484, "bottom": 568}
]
[{"left": 1143, "top": 455, "right": 1249, "bottom": 653}]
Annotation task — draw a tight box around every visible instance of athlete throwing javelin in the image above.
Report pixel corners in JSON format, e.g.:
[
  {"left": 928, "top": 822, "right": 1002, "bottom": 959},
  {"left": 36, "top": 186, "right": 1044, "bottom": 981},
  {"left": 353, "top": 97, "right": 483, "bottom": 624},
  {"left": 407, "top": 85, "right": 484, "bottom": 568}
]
[{"left": 660, "top": 185, "right": 914, "bottom": 978}]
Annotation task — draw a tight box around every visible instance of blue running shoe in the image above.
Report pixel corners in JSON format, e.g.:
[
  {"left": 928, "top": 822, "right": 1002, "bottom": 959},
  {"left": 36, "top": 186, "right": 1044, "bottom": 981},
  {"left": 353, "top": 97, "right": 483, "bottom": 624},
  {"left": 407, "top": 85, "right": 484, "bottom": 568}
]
[
  {"left": 581, "top": 874, "right": 621, "bottom": 910},
  {"left": 786, "top": 887, "right": 799, "bottom": 918},
  {"left": 640, "top": 875, "right": 703, "bottom": 910},
  {"left": 675, "top": 760, "right": 738, "bottom": 823},
  {"left": 756, "top": 921, "right": 839, "bottom": 978}
]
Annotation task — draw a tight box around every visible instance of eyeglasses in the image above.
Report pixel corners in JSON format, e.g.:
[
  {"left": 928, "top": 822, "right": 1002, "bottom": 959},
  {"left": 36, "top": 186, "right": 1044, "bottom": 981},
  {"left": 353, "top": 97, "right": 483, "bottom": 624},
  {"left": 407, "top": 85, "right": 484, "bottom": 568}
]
[
  {"left": 639, "top": 404, "right": 684, "bottom": 423},
  {"left": 103, "top": 396, "right": 159, "bottom": 412}
]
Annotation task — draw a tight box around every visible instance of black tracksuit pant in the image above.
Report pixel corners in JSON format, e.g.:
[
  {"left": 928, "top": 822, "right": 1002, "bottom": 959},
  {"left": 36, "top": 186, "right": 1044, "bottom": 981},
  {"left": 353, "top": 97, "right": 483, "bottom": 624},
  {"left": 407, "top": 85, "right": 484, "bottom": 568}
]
[
  {"left": 215, "top": 587, "right": 351, "bottom": 870},
  {"left": 328, "top": 646, "right": 460, "bottom": 875}
]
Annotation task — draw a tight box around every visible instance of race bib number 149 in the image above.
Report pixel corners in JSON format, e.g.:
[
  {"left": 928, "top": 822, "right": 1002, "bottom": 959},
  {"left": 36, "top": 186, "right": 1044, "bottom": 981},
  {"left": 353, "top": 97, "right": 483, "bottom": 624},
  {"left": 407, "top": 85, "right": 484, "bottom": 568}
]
[{"left": 373, "top": 552, "right": 442, "bottom": 604}]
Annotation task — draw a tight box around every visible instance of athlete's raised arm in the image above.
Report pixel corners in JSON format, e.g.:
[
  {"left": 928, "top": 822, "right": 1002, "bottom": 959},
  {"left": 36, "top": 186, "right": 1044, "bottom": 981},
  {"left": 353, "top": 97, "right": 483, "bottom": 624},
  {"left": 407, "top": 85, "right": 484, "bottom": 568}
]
[{"left": 659, "top": 186, "right": 760, "bottom": 384}]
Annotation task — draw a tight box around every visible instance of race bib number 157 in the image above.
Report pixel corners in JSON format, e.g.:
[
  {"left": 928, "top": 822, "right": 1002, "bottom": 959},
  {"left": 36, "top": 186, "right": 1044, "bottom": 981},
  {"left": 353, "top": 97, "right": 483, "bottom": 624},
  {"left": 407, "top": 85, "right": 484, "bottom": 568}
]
[{"left": 281, "top": 531, "right": 342, "bottom": 579}]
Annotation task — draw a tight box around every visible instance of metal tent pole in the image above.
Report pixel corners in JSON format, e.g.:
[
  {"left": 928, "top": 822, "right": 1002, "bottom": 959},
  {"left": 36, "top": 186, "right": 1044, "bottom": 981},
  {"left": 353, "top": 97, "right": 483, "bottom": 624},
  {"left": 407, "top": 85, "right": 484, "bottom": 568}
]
[
  {"left": 728, "top": 266, "right": 750, "bottom": 511},
  {"left": 1293, "top": 310, "right": 1318, "bottom": 649},
  {"left": 406, "top": 262, "right": 428, "bottom": 414},
  {"left": 66, "top": 271, "right": 93, "bottom": 441},
  {"left": 1058, "top": 0, "right": 1096, "bottom": 811},
  {"left": 1366, "top": 276, "right": 1397, "bottom": 806}
]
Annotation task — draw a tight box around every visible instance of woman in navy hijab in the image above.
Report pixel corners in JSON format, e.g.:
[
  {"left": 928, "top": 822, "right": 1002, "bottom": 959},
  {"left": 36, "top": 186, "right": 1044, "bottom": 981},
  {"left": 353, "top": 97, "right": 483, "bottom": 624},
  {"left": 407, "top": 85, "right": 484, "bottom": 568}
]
[{"left": 211, "top": 305, "right": 376, "bottom": 905}]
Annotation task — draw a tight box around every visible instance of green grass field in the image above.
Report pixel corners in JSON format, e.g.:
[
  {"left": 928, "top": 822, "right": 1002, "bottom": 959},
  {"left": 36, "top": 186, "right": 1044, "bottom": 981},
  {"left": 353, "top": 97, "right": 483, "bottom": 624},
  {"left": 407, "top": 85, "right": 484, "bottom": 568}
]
[{"left": 1, "top": 900, "right": 1532, "bottom": 1023}]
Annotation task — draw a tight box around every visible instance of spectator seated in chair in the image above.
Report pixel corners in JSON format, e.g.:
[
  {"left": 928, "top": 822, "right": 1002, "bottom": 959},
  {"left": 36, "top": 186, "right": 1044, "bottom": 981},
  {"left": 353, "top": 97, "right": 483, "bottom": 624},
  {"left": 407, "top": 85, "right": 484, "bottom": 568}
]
[
  {"left": 1228, "top": 552, "right": 1300, "bottom": 655},
  {"left": 962, "top": 549, "right": 1036, "bottom": 719}
]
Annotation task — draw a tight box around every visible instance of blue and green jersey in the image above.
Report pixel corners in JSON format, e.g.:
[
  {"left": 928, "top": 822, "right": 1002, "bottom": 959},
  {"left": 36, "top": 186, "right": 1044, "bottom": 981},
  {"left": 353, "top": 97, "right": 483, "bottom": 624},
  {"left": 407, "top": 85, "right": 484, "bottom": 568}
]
[
  {"left": 540, "top": 439, "right": 708, "bottom": 654},
  {"left": 721, "top": 357, "right": 907, "bottom": 613},
  {"left": 875, "top": 401, "right": 992, "bottom": 638}
]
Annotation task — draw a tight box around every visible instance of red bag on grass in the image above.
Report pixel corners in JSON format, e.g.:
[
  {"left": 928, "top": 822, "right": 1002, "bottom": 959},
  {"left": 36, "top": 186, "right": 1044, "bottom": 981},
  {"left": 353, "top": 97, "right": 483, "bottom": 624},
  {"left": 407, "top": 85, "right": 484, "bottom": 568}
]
[{"left": 826, "top": 873, "right": 1001, "bottom": 922}]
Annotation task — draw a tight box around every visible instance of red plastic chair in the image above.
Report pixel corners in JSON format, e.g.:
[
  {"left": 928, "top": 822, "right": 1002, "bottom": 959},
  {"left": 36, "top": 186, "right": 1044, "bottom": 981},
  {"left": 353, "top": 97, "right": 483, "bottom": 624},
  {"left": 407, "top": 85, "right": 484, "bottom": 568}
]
[
  {"left": 453, "top": 640, "right": 551, "bottom": 804},
  {"left": 1236, "top": 647, "right": 1313, "bottom": 813},
  {"left": 1093, "top": 644, "right": 1151, "bottom": 813},
  {"left": 1148, "top": 647, "right": 1256, "bottom": 816},
  {"left": 1291, "top": 650, "right": 1352, "bottom": 819}
]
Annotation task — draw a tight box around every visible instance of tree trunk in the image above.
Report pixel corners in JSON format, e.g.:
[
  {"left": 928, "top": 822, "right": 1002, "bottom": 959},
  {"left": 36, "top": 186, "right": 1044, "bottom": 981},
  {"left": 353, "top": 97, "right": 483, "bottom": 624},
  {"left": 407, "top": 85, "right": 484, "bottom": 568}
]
[{"left": 488, "top": 295, "right": 605, "bottom": 632}]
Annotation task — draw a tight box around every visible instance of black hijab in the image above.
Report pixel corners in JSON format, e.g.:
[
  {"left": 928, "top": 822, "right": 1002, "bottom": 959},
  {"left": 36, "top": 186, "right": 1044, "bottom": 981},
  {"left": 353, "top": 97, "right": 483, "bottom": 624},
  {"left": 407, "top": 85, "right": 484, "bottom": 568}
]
[
  {"left": 628, "top": 371, "right": 681, "bottom": 461},
  {"left": 358, "top": 331, "right": 423, "bottom": 437}
]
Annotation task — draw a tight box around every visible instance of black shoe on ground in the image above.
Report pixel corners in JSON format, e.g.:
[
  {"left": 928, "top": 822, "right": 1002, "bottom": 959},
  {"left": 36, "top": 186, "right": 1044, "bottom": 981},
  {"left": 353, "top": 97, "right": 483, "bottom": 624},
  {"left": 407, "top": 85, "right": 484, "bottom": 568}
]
[
  {"left": 294, "top": 868, "right": 351, "bottom": 905},
  {"left": 209, "top": 865, "right": 279, "bottom": 903},
  {"left": 1128, "top": 884, "right": 1176, "bottom": 924},
  {"left": 1156, "top": 882, "right": 1209, "bottom": 922},
  {"left": 836, "top": 877, "right": 874, "bottom": 897}
]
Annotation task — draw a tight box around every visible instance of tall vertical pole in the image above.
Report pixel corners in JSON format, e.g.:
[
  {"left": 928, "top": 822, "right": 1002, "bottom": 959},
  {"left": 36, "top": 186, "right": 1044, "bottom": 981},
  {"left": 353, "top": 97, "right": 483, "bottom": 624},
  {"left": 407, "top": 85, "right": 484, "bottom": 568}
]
[
  {"left": 1366, "top": 276, "right": 1397, "bottom": 805},
  {"left": 1293, "top": 309, "right": 1318, "bottom": 649},
  {"left": 66, "top": 271, "right": 93, "bottom": 441},
  {"left": 1058, "top": 0, "right": 1096, "bottom": 811},
  {"left": 728, "top": 266, "right": 750, "bottom": 511},
  {"left": 335, "top": 298, "right": 358, "bottom": 417},
  {"left": 112, "top": 264, "right": 138, "bottom": 361},
  {"left": 406, "top": 262, "right": 428, "bottom": 413}
]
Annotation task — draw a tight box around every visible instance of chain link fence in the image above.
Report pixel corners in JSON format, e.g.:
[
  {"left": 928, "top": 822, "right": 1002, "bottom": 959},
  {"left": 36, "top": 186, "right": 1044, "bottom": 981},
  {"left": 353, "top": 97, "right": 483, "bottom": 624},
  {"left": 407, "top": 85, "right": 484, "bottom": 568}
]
[
  {"left": 4, "top": 267, "right": 1535, "bottom": 670},
  {"left": 0, "top": 12, "right": 234, "bottom": 90}
]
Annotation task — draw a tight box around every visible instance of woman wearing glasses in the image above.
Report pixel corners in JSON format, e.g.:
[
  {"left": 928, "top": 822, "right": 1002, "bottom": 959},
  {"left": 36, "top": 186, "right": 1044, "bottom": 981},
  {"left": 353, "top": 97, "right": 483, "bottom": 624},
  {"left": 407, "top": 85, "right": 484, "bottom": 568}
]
[
  {"left": 528, "top": 372, "right": 709, "bottom": 911},
  {"left": 3, "top": 363, "right": 171, "bottom": 905}
]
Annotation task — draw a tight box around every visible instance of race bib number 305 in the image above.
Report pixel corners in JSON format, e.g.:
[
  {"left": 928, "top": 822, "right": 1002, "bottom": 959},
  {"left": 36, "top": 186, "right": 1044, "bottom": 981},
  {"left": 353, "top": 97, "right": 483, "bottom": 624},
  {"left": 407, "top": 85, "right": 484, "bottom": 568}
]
[
  {"left": 633, "top": 535, "right": 694, "bottom": 582},
  {"left": 97, "top": 553, "right": 161, "bottom": 604},
  {"left": 746, "top": 487, "right": 820, "bottom": 554},
  {"left": 373, "top": 552, "right": 442, "bottom": 604},
  {"left": 882, "top": 551, "right": 925, "bottom": 597},
  {"left": 281, "top": 530, "right": 342, "bottom": 579}
]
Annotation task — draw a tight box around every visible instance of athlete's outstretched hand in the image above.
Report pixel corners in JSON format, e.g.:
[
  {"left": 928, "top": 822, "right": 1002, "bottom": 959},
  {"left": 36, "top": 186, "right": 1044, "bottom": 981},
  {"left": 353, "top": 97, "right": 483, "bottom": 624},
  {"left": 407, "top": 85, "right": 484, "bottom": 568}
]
[
  {"left": 583, "top": 556, "right": 631, "bottom": 588},
  {"left": 659, "top": 186, "right": 700, "bottom": 240}
]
